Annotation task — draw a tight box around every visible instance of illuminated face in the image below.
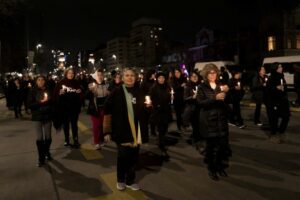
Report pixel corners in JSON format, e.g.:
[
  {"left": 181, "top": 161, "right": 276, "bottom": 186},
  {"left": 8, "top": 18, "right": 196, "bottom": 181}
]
[
  {"left": 259, "top": 67, "right": 266, "bottom": 76},
  {"left": 234, "top": 72, "right": 241, "bottom": 79},
  {"left": 96, "top": 71, "right": 104, "bottom": 82},
  {"left": 277, "top": 64, "right": 283, "bottom": 73},
  {"left": 190, "top": 73, "right": 199, "bottom": 83},
  {"left": 157, "top": 75, "right": 165, "bottom": 84},
  {"left": 174, "top": 70, "right": 181, "bottom": 78},
  {"left": 36, "top": 77, "right": 45, "bottom": 88},
  {"left": 114, "top": 74, "right": 121, "bottom": 84},
  {"left": 66, "top": 70, "right": 75, "bottom": 80},
  {"left": 123, "top": 69, "right": 136, "bottom": 87},
  {"left": 207, "top": 70, "right": 217, "bottom": 83}
]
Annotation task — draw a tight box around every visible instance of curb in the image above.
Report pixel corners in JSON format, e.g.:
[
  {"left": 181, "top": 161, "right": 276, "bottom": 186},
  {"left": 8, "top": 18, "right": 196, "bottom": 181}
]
[{"left": 241, "top": 101, "right": 300, "bottom": 112}]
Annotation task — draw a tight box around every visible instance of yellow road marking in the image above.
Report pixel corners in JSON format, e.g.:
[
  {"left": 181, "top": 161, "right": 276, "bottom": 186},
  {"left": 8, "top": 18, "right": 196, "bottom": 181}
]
[
  {"left": 80, "top": 143, "right": 103, "bottom": 160},
  {"left": 88, "top": 172, "right": 148, "bottom": 200},
  {"left": 78, "top": 120, "right": 91, "bottom": 135},
  {"left": 77, "top": 121, "right": 103, "bottom": 160}
]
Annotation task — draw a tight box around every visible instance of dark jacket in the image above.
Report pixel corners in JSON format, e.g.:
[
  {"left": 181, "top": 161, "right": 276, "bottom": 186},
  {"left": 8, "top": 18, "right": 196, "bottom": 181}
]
[
  {"left": 103, "top": 85, "right": 148, "bottom": 144},
  {"left": 226, "top": 78, "right": 245, "bottom": 103},
  {"left": 266, "top": 72, "right": 290, "bottom": 116},
  {"left": 251, "top": 74, "right": 267, "bottom": 104},
  {"left": 197, "top": 82, "right": 229, "bottom": 138},
  {"left": 28, "top": 87, "right": 53, "bottom": 121},
  {"left": 54, "top": 78, "right": 83, "bottom": 115},
  {"left": 149, "top": 82, "right": 172, "bottom": 125}
]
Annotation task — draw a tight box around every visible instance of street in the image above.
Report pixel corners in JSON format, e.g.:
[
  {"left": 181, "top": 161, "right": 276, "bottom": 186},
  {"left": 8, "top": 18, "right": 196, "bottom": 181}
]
[{"left": 0, "top": 98, "right": 300, "bottom": 200}]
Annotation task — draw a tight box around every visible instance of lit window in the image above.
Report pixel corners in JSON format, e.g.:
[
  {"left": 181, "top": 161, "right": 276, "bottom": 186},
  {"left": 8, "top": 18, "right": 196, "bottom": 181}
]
[
  {"left": 296, "top": 34, "right": 300, "bottom": 49},
  {"left": 268, "top": 36, "right": 276, "bottom": 51}
]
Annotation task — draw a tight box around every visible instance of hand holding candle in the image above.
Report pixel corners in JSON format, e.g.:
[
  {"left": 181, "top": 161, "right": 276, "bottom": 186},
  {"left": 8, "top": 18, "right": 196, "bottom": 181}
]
[
  {"left": 144, "top": 95, "right": 152, "bottom": 105},
  {"left": 170, "top": 88, "right": 174, "bottom": 104}
]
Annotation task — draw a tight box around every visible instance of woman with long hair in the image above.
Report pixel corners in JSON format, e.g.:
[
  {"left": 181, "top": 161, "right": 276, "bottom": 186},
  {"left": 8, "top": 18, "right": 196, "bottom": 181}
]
[
  {"left": 28, "top": 75, "right": 54, "bottom": 167},
  {"left": 54, "top": 68, "right": 83, "bottom": 148}
]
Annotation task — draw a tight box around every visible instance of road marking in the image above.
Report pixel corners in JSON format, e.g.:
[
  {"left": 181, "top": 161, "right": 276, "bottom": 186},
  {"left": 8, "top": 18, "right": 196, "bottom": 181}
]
[
  {"left": 78, "top": 120, "right": 91, "bottom": 135},
  {"left": 80, "top": 143, "right": 103, "bottom": 160},
  {"left": 88, "top": 172, "right": 148, "bottom": 200},
  {"left": 78, "top": 120, "right": 103, "bottom": 160}
]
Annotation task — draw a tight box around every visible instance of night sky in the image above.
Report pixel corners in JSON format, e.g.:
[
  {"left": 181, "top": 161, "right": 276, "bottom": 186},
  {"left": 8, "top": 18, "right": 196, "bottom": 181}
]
[{"left": 26, "top": 0, "right": 298, "bottom": 51}]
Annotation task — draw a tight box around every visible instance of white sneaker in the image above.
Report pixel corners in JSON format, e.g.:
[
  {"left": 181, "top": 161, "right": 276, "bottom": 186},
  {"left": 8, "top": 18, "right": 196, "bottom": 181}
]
[
  {"left": 116, "top": 182, "right": 126, "bottom": 191},
  {"left": 126, "top": 183, "right": 140, "bottom": 191}
]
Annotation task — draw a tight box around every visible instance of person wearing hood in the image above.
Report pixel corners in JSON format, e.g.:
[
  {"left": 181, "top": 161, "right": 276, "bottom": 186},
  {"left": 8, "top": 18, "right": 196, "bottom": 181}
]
[
  {"left": 86, "top": 68, "right": 110, "bottom": 149},
  {"left": 265, "top": 63, "right": 290, "bottom": 143},
  {"left": 53, "top": 68, "right": 83, "bottom": 148},
  {"left": 149, "top": 71, "right": 172, "bottom": 160}
]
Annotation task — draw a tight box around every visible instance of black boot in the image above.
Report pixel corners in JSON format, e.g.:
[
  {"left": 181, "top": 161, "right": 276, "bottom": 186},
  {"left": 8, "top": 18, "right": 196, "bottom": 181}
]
[
  {"left": 36, "top": 140, "right": 45, "bottom": 167},
  {"left": 44, "top": 139, "right": 52, "bottom": 161},
  {"left": 208, "top": 170, "right": 219, "bottom": 181}
]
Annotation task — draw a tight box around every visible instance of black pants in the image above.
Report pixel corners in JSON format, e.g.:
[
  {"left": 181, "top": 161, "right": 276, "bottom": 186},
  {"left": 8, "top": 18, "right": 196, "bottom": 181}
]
[
  {"left": 117, "top": 145, "right": 139, "bottom": 185},
  {"left": 254, "top": 103, "right": 262, "bottom": 124},
  {"left": 204, "top": 136, "right": 231, "bottom": 172},
  {"left": 63, "top": 112, "right": 79, "bottom": 143},
  {"left": 157, "top": 122, "right": 168, "bottom": 151},
  {"left": 268, "top": 109, "right": 290, "bottom": 135},
  {"left": 174, "top": 103, "right": 184, "bottom": 130},
  {"left": 229, "top": 101, "right": 243, "bottom": 125}
]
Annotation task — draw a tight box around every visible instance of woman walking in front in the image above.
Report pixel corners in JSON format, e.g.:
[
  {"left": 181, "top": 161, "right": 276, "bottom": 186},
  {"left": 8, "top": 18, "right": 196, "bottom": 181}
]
[
  {"left": 54, "top": 68, "right": 83, "bottom": 148},
  {"left": 28, "top": 75, "right": 53, "bottom": 167},
  {"left": 103, "top": 68, "right": 150, "bottom": 191},
  {"left": 197, "top": 63, "right": 231, "bottom": 181}
]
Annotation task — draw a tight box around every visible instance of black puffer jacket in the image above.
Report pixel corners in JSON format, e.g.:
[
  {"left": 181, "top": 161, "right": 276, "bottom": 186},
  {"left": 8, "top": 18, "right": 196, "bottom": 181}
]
[
  {"left": 196, "top": 82, "right": 229, "bottom": 138},
  {"left": 28, "top": 87, "right": 53, "bottom": 121}
]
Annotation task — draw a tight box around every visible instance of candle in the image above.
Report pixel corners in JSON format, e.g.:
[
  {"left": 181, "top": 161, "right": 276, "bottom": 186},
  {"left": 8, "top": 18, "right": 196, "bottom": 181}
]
[
  {"left": 62, "top": 85, "right": 66, "bottom": 90},
  {"left": 187, "top": 77, "right": 189, "bottom": 81},
  {"left": 280, "top": 79, "right": 283, "bottom": 85},
  {"left": 170, "top": 88, "right": 174, "bottom": 104},
  {"left": 265, "top": 77, "right": 268, "bottom": 82},
  {"left": 220, "top": 75, "right": 223, "bottom": 80},
  {"left": 237, "top": 82, "right": 241, "bottom": 87},
  {"left": 44, "top": 93, "right": 48, "bottom": 99},
  {"left": 220, "top": 85, "right": 224, "bottom": 91},
  {"left": 145, "top": 95, "right": 151, "bottom": 105},
  {"left": 28, "top": 83, "right": 32, "bottom": 87},
  {"left": 92, "top": 82, "right": 96, "bottom": 87}
]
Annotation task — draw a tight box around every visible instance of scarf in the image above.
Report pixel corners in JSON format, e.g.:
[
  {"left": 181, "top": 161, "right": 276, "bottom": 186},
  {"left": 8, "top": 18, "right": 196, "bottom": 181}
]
[{"left": 122, "top": 84, "right": 141, "bottom": 147}]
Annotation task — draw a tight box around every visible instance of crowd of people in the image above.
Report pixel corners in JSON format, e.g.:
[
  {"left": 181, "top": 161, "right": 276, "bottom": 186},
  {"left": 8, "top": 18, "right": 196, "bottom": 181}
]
[{"left": 0, "top": 62, "right": 292, "bottom": 189}]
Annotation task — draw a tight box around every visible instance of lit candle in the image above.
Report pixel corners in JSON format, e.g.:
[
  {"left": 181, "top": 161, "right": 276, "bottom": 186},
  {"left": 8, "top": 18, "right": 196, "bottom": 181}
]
[
  {"left": 145, "top": 95, "right": 151, "bottom": 105},
  {"left": 237, "top": 82, "right": 241, "bottom": 87},
  {"left": 220, "top": 85, "right": 224, "bottom": 91},
  {"left": 187, "top": 77, "right": 189, "bottom": 81},
  {"left": 265, "top": 77, "right": 268, "bottom": 82},
  {"left": 62, "top": 85, "right": 66, "bottom": 90},
  {"left": 28, "top": 83, "right": 32, "bottom": 87},
  {"left": 170, "top": 88, "right": 175, "bottom": 104},
  {"left": 92, "top": 82, "right": 96, "bottom": 87},
  {"left": 220, "top": 75, "right": 223, "bottom": 80},
  {"left": 44, "top": 92, "right": 48, "bottom": 99},
  {"left": 280, "top": 79, "right": 283, "bottom": 86}
]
